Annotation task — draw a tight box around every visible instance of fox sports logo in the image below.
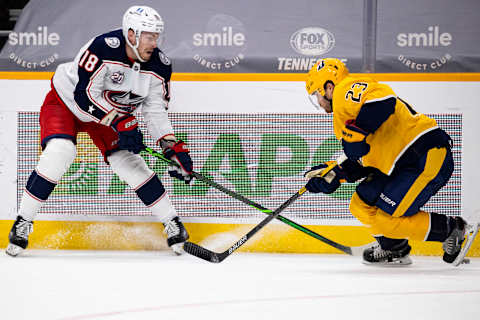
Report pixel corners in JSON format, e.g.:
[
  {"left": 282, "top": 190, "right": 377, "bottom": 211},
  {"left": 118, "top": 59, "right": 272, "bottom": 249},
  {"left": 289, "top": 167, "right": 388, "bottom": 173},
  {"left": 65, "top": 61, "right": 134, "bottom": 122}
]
[{"left": 290, "top": 27, "right": 335, "bottom": 56}]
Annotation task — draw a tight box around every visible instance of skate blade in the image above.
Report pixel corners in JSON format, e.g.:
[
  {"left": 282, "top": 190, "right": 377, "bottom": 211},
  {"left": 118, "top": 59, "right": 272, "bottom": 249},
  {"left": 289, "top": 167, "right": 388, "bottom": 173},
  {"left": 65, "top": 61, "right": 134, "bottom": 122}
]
[
  {"left": 5, "top": 243, "right": 24, "bottom": 257},
  {"left": 452, "top": 223, "right": 480, "bottom": 267},
  {"left": 362, "top": 256, "right": 413, "bottom": 267},
  {"left": 171, "top": 243, "right": 185, "bottom": 255}
]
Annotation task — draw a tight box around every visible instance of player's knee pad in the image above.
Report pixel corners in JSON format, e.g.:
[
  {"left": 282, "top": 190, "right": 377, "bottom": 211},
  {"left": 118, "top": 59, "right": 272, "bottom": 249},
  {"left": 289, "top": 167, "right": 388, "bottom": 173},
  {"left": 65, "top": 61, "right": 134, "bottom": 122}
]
[
  {"left": 107, "top": 150, "right": 155, "bottom": 189},
  {"left": 36, "top": 138, "right": 76, "bottom": 181}
]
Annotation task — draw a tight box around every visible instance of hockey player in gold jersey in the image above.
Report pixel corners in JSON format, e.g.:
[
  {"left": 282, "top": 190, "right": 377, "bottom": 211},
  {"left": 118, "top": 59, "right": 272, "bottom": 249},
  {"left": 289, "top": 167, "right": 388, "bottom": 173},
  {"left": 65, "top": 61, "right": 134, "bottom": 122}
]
[{"left": 304, "top": 58, "right": 478, "bottom": 266}]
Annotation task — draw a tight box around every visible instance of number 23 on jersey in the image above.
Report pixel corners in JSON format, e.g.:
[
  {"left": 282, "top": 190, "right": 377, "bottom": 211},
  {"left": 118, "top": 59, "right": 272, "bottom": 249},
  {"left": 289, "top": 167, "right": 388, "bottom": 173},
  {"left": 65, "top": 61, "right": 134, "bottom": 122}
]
[{"left": 345, "top": 82, "right": 368, "bottom": 103}]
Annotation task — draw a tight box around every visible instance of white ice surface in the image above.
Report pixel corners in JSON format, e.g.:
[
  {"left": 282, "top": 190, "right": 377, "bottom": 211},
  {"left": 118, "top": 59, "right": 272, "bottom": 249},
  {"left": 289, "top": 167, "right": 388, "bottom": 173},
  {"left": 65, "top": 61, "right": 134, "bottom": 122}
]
[{"left": 1, "top": 250, "right": 479, "bottom": 320}]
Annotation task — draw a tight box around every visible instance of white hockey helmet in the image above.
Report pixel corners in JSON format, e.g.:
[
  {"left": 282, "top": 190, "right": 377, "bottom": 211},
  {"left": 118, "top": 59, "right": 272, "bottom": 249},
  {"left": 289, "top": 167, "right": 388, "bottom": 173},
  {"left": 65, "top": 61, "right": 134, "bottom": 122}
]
[{"left": 122, "top": 5, "right": 164, "bottom": 62}]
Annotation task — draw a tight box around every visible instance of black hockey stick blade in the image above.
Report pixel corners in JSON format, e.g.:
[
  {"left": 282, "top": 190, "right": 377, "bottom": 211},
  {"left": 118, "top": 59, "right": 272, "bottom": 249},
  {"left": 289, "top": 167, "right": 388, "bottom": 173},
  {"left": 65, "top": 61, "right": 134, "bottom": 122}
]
[
  {"left": 183, "top": 241, "right": 224, "bottom": 263},
  {"left": 183, "top": 187, "right": 307, "bottom": 263}
]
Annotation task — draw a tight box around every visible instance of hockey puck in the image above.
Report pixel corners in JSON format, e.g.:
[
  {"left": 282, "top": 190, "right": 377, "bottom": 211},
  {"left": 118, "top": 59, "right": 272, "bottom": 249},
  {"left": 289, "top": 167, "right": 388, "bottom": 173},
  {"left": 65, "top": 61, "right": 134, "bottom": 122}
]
[{"left": 461, "top": 258, "right": 470, "bottom": 264}]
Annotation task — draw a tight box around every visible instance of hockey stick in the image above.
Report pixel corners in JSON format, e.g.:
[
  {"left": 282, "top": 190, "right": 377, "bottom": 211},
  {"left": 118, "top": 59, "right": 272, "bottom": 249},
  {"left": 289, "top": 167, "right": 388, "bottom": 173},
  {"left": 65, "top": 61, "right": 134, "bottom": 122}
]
[
  {"left": 143, "top": 147, "right": 375, "bottom": 256},
  {"left": 184, "top": 186, "right": 308, "bottom": 263}
]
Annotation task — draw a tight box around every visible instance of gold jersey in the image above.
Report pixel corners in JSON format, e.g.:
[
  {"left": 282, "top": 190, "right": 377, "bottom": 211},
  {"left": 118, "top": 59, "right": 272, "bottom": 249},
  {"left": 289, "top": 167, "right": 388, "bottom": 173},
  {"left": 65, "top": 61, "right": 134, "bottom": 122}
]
[{"left": 332, "top": 76, "right": 438, "bottom": 175}]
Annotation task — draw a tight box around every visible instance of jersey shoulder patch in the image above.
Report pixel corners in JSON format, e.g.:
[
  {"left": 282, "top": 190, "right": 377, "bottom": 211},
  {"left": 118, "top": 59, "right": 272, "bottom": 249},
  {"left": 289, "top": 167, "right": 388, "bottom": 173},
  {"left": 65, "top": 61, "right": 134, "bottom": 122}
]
[
  {"left": 158, "top": 51, "right": 171, "bottom": 66},
  {"left": 104, "top": 36, "right": 121, "bottom": 48},
  {"left": 88, "top": 29, "right": 126, "bottom": 60},
  {"left": 142, "top": 48, "right": 172, "bottom": 80}
]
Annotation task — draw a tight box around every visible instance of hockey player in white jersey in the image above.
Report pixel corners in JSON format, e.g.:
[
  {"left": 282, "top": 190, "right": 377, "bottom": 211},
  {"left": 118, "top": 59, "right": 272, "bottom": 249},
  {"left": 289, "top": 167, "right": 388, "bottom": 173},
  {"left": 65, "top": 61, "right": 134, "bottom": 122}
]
[{"left": 6, "top": 6, "right": 192, "bottom": 256}]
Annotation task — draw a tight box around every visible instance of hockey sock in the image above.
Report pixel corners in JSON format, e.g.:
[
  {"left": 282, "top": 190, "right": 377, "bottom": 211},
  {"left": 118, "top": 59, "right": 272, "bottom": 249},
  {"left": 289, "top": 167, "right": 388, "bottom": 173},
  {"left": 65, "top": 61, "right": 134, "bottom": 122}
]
[
  {"left": 375, "top": 237, "right": 409, "bottom": 250},
  {"left": 18, "top": 170, "right": 57, "bottom": 221},
  {"left": 108, "top": 150, "right": 178, "bottom": 223},
  {"left": 135, "top": 175, "right": 177, "bottom": 222},
  {"left": 425, "top": 212, "right": 454, "bottom": 242}
]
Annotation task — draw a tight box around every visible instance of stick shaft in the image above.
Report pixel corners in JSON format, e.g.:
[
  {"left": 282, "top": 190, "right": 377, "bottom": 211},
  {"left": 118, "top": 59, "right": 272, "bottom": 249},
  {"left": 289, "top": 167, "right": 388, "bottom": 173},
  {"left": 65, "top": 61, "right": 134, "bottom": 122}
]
[
  {"left": 144, "top": 147, "right": 366, "bottom": 255},
  {"left": 184, "top": 187, "right": 307, "bottom": 263}
]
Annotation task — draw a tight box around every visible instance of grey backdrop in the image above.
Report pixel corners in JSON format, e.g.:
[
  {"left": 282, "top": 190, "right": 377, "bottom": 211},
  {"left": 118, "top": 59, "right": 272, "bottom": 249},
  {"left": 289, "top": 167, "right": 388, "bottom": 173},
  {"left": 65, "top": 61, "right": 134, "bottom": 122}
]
[{"left": 1, "top": 0, "right": 479, "bottom": 72}]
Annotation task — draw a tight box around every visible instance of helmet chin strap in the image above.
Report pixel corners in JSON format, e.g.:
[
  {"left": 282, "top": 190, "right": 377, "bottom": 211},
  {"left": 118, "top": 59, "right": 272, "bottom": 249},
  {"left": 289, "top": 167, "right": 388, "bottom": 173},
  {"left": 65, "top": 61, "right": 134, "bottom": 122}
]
[{"left": 127, "top": 33, "right": 146, "bottom": 63}]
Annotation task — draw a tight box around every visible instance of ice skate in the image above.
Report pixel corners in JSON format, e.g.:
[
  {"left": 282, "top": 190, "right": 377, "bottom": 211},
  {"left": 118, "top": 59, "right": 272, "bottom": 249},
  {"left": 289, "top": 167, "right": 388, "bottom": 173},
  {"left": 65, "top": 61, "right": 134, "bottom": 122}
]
[
  {"left": 163, "top": 216, "right": 189, "bottom": 255},
  {"left": 6, "top": 216, "right": 34, "bottom": 257},
  {"left": 442, "top": 217, "right": 479, "bottom": 266},
  {"left": 442, "top": 217, "right": 465, "bottom": 263},
  {"left": 363, "top": 241, "right": 412, "bottom": 266}
]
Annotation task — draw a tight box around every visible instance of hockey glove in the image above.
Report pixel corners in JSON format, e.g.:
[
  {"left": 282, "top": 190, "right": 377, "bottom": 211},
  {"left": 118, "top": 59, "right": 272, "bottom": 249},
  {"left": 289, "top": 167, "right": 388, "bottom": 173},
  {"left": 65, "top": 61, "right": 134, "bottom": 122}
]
[
  {"left": 162, "top": 140, "right": 193, "bottom": 184},
  {"left": 111, "top": 115, "right": 144, "bottom": 154},
  {"left": 341, "top": 120, "right": 370, "bottom": 160},
  {"left": 337, "top": 158, "right": 370, "bottom": 183},
  {"left": 304, "top": 162, "right": 341, "bottom": 194}
]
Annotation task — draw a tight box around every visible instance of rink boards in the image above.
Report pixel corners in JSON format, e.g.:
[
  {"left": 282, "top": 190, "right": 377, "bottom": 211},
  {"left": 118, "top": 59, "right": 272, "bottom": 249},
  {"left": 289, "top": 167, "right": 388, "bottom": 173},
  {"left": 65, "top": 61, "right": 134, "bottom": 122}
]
[
  {"left": 0, "top": 72, "right": 479, "bottom": 256},
  {"left": 1, "top": 220, "right": 478, "bottom": 257}
]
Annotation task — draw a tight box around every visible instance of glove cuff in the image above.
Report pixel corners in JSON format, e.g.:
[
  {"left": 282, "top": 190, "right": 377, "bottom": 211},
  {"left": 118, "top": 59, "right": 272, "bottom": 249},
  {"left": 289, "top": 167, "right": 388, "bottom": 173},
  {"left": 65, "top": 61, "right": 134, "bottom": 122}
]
[
  {"left": 162, "top": 140, "right": 190, "bottom": 159},
  {"left": 112, "top": 115, "right": 138, "bottom": 132},
  {"left": 159, "top": 137, "right": 176, "bottom": 151},
  {"left": 342, "top": 120, "right": 368, "bottom": 143}
]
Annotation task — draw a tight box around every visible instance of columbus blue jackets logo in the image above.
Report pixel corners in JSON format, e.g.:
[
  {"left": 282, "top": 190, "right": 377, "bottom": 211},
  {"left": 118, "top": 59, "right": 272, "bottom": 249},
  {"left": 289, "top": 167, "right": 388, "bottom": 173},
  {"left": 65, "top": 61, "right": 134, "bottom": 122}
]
[
  {"left": 105, "top": 37, "right": 120, "bottom": 48},
  {"left": 104, "top": 90, "right": 145, "bottom": 113},
  {"left": 158, "top": 52, "right": 171, "bottom": 65}
]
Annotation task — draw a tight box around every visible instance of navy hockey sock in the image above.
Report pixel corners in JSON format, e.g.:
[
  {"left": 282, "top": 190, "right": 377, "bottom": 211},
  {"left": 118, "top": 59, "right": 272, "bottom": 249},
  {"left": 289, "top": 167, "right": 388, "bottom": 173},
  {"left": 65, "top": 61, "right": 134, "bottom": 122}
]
[
  {"left": 135, "top": 175, "right": 166, "bottom": 206},
  {"left": 25, "top": 170, "right": 56, "bottom": 201}
]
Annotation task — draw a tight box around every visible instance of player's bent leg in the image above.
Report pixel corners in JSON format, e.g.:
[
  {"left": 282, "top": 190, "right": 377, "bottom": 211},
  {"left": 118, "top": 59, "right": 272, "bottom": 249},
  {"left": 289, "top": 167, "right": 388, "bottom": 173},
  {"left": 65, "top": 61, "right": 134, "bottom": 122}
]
[
  {"left": 373, "top": 208, "right": 477, "bottom": 265},
  {"left": 349, "top": 193, "right": 411, "bottom": 265},
  {"left": 107, "top": 150, "right": 189, "bottom": 254},
  {"left": 351, "top": 192, "right": 475, "bottom": 266},
  {"left": 349, "top": 192, "right": 422, "bottom": 240},
  {"left": 7, "top": 138, "right": 76, "bottom": 257},
  {"left": 370, "top": 209, "right": 430, "bottom": 241}
]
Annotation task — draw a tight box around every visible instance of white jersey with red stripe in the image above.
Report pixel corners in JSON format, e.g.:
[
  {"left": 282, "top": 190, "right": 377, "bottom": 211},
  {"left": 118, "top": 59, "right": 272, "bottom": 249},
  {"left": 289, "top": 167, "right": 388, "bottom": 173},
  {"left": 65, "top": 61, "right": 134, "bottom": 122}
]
[{"left": 52, "top": 29, "right": 174, "bottom": 143}]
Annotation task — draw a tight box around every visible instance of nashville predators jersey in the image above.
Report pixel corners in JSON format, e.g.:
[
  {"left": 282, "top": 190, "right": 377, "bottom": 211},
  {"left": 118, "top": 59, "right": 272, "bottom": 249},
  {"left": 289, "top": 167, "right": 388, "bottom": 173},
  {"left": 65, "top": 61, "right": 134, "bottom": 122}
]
[{"left": 332, "top": 76, "right": 438, "bottom": 175}]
